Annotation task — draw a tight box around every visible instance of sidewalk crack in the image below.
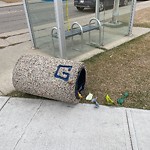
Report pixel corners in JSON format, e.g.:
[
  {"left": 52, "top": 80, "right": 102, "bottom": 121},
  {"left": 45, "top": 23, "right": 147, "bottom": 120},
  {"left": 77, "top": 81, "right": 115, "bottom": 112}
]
[{"left": 13, "top": 100, "right": 44, "bottom": 150}]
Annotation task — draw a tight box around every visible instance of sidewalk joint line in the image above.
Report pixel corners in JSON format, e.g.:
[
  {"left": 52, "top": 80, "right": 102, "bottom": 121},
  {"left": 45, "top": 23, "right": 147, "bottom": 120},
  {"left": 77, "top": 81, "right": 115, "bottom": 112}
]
[
  {"left": 126, "top": 109, "right": 140, "bottom": 150},
  {"left": 125, "top": 109, "right": 134, "bottom": 150},
  {"left": 0, "top": 97, "right": 11, "bottom": 112}
]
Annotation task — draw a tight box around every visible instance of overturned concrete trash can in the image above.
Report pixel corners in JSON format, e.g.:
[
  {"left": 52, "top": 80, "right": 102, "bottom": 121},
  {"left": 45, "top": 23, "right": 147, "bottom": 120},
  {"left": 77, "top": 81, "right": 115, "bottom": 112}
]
[{"left": 12, "top": 55, "right": 86, "bottom": 104}]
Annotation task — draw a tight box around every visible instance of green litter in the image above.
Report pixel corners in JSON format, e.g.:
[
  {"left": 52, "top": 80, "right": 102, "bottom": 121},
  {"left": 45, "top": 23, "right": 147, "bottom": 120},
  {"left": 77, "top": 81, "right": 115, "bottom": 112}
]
[{"left": 117, "top": 91, "right": 129, "bottom": 105}]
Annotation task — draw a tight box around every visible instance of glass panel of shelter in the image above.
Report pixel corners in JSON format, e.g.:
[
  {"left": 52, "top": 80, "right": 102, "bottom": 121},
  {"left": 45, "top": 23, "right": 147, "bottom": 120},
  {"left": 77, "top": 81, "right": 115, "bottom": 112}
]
[
  {"left": 24, "top": 0, "right": 58, "bottom": 56},
  {"left": 63, "top": 0, "right": 102, "bottom": 59},
  {"left": 102, "top": 0, "right": 132, "bottom": 45},
  {"left": 61, "top": 0, "right": 105, "bottom": 59}
]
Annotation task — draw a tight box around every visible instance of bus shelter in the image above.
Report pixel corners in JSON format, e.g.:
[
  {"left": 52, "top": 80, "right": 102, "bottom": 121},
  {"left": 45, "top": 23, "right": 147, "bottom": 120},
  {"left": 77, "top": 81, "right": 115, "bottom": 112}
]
[{"left": 23, "top": 0, "right": 136, "bottom": 59}]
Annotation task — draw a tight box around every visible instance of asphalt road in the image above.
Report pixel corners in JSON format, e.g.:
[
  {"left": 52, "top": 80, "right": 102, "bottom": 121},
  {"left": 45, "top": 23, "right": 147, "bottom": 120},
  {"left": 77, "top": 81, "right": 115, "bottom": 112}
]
[
  {"left": 0, "top": 1, "right": 94, "bottom": 34},
  {"left": 0, "top": 0, "right": 143, "bottom": 34},
  {"left": 0, "top": 5, "right": 27, "bottom": 34}
]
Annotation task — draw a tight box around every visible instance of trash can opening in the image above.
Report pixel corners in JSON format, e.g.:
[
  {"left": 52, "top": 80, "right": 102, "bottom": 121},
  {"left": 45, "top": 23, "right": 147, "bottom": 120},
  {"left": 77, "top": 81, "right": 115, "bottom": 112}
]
[{"left": 75, "top": 67, "right": 86, "bottom": 99}]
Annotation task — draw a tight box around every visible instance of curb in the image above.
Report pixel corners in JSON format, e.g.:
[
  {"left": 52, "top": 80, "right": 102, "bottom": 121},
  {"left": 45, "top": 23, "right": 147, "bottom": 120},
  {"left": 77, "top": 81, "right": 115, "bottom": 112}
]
[
  {"left": 0, "top": 2, "right": 23, "bottom": 8},
  {"left": 0, "top": 28, "right": 28, "bottom": 38}
]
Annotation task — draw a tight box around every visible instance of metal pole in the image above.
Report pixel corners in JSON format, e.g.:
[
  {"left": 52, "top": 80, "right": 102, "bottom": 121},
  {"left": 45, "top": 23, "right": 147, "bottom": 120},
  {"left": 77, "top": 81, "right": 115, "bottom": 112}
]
[
  {"left": 128, "top": 0, "right": 136, "bottom": 36},
  {"left": 112, "top": 0, "right": 120, "bottom": 24},
  {"left": 54, "top": 0, "right": 67, "bottom": 59},
  {"left": 23, "top": 0, "right": 36, "bottom": 48},
  {"left": 95, "top": 0, "right": 100, "bottom": 20}
]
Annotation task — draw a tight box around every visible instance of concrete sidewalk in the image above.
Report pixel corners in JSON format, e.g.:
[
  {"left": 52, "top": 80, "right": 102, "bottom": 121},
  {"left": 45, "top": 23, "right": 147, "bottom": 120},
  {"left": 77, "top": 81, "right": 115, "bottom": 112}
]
[{"left": 0, "top": 96, "right": 150, "bottom": 150}]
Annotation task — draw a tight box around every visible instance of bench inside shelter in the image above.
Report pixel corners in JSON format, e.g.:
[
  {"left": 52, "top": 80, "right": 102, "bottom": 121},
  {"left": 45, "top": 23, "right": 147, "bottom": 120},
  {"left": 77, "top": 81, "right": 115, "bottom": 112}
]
[{"left": 51, "top": 18, "right": 103, "bottom": 49}]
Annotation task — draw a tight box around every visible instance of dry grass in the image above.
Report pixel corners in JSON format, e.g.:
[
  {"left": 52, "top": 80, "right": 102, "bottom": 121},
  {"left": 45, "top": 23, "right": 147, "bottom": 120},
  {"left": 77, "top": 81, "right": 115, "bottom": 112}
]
[
  {"left": 81, "top": 8, "right": 150, "bottom": 109},
  {"left": 83, "top": 33, "right": 150, "bottom": 109}
]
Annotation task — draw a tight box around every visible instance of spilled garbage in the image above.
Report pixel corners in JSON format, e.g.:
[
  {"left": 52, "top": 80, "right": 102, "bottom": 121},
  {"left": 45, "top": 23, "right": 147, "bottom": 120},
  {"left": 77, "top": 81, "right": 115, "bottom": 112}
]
[
  {"left": 91, "top": 97, "right": 99, "bottom": 108},
  {"left": 105, "top": 94, "right": 114, "bottom": 105},
  {"left": 86, "top": 93, "right": 93, "bottom": 101},
  {"left": 84, "top": 91, "right": 129, "bottom": 109},
  {"left": 85, "top": 93, "right": 99, "bottom": 108},
  {"left": 117, "top": 91, "right": 129, "bottom": 105},
  {"left": 78, "top": 92, "right": 83, "bottom": 99}
]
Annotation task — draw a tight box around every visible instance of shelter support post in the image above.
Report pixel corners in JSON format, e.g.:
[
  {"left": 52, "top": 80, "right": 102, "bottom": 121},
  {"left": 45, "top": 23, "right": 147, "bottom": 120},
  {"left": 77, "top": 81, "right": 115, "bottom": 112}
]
[
  {"left": 54, "top": 0, "right": 67, "bottom": 59},
  {"left": 95, "top": 0, "right": 100, "bottom": 21},
  {"left": 128, "top": 0, "right": 136, "bottom": 36},
  {"left": 112, "top": 0, "right": 120, "bottom": 24}
]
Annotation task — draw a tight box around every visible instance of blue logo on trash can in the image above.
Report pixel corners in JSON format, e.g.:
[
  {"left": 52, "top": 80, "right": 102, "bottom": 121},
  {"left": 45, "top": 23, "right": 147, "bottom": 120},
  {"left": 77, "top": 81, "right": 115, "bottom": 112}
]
[{"left": 54, "top": 65, "right": 72, "bottom": 81}]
